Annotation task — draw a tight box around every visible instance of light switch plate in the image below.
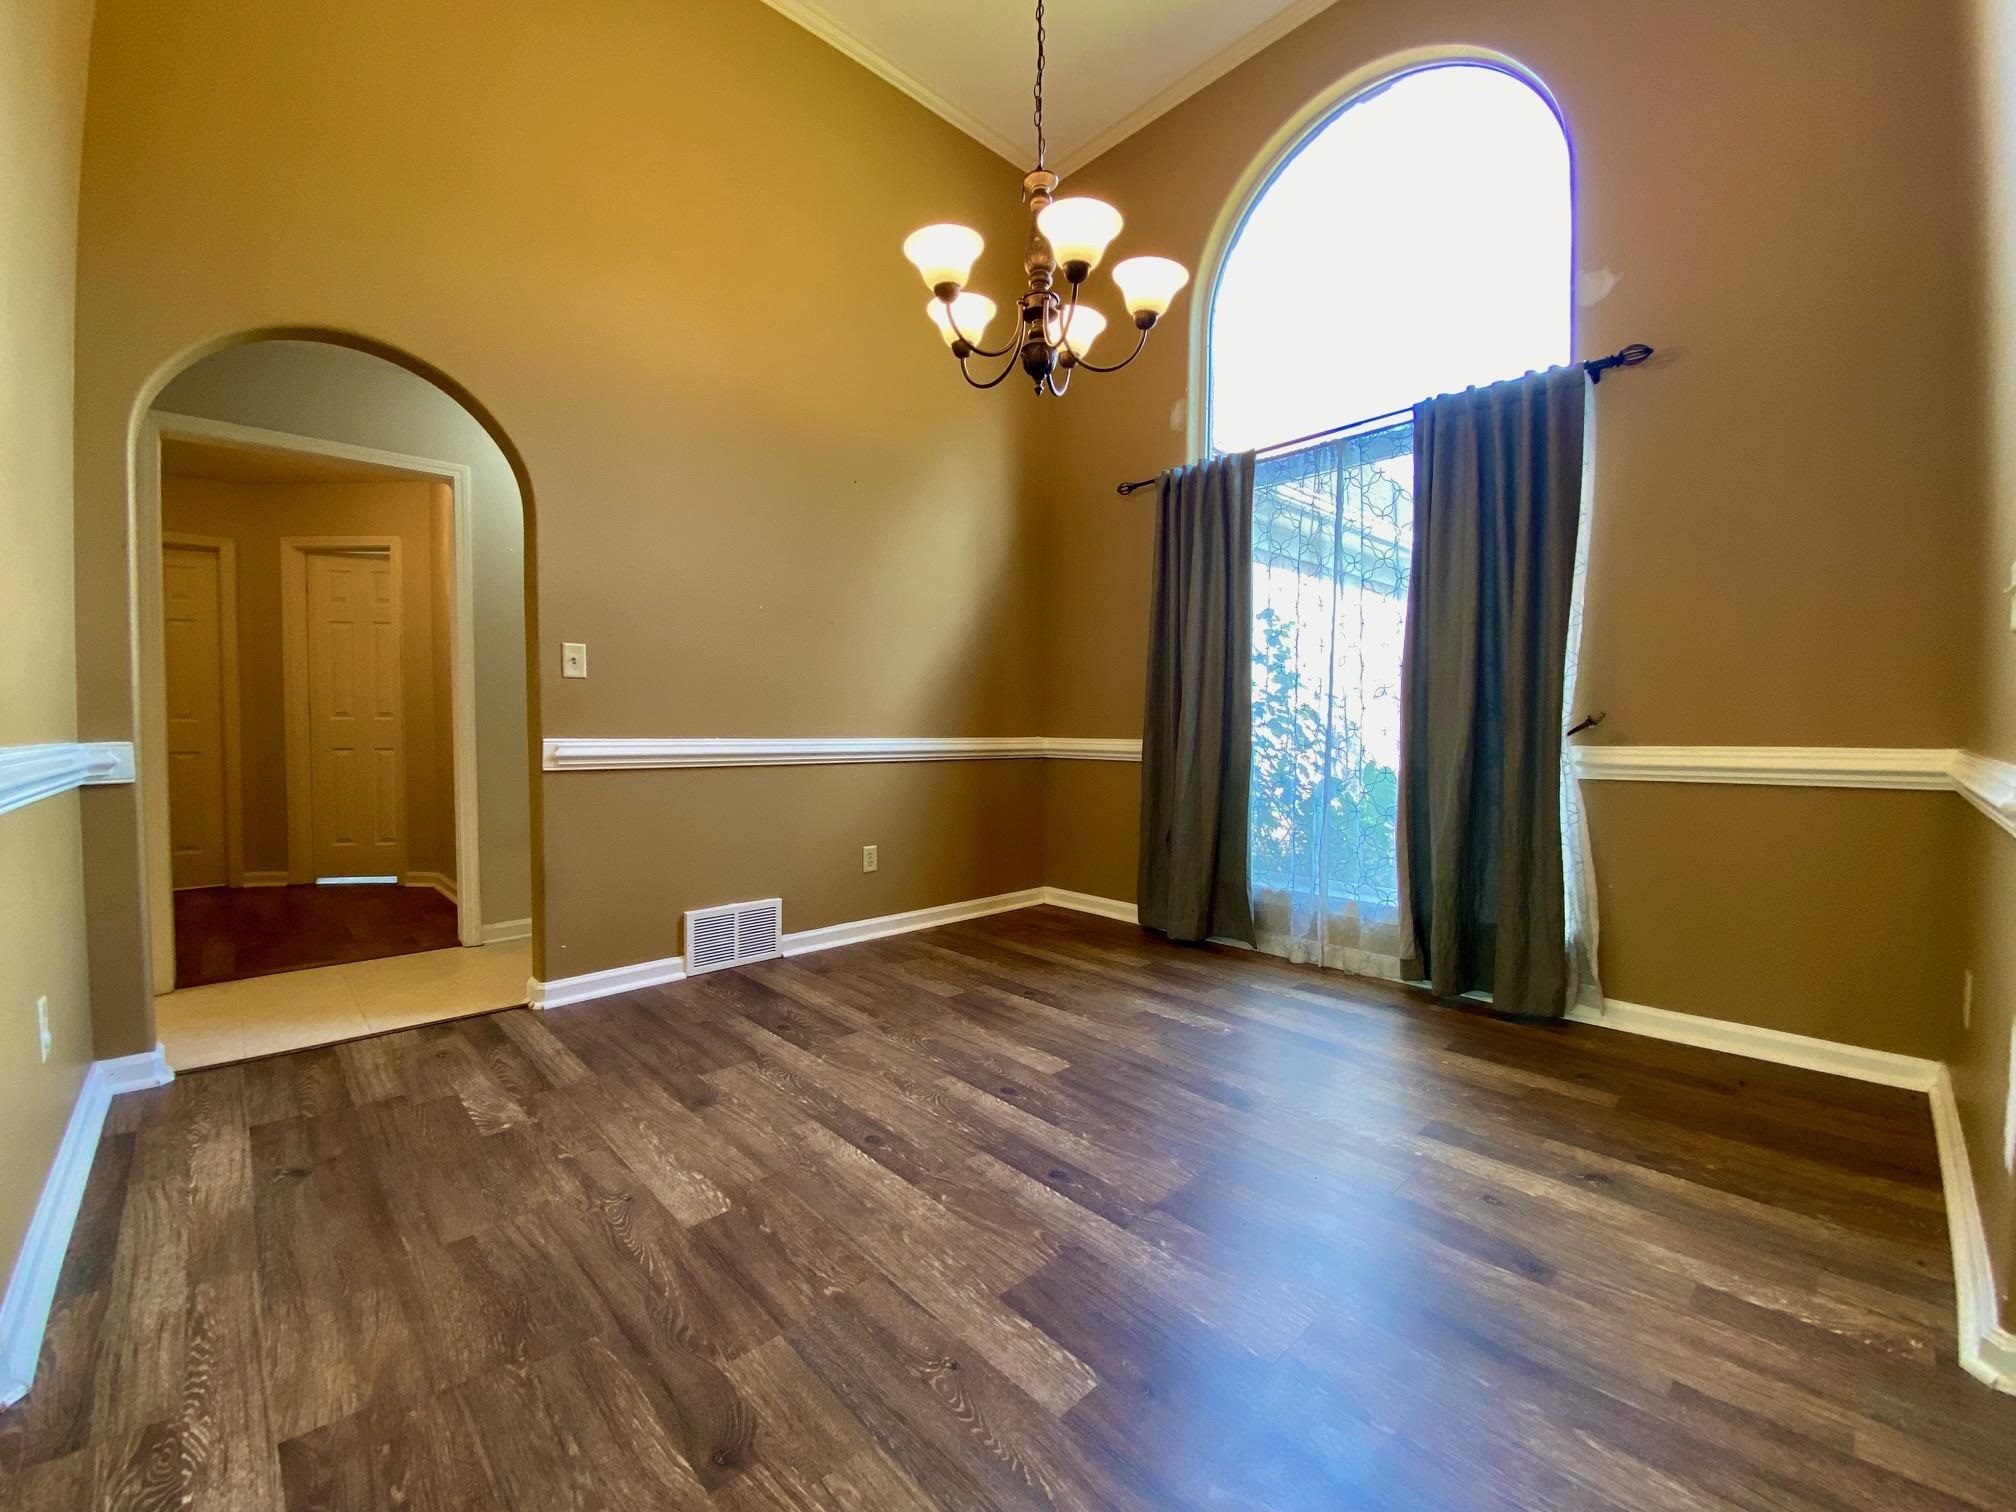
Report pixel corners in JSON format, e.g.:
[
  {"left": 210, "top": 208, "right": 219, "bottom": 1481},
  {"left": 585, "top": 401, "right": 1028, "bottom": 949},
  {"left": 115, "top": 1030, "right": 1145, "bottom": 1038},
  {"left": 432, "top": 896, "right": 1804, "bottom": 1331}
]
[
  {"left": 862, "top": 844, "right": 878, "bottom": 873},
  {"left": 561, "top": 642, "right": 588, "bottom": 678}
]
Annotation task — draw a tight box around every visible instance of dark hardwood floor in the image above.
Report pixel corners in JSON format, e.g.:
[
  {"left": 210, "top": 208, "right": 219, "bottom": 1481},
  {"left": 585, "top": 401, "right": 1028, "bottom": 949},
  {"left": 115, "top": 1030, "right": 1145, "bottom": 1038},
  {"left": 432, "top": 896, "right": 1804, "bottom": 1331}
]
[
  {"left": 5, "top": 905, "right": 2014, "bottom": 1509},
  {"left": 175, "top": 883, "right": 460, "bottom": 987}
]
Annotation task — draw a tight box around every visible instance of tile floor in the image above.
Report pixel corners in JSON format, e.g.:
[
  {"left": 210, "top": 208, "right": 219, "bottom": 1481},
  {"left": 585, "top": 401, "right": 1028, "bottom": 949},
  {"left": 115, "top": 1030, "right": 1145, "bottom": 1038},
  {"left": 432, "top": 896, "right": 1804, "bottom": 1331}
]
[{"left": 155, "top": 939, "right": 532, "bottom": 1069}]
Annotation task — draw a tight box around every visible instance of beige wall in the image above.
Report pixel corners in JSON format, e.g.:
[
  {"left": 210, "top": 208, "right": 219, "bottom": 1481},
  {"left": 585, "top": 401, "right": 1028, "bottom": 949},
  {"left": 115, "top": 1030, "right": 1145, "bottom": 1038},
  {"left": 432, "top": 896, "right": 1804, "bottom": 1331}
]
[
  {"left": 156, "top": 340, "right": 532, "bottom": 923},
  {"left": 72, "top": 0, "right": 1039, "bottom": 1028},
  {"left": 1033, "top": 0, "right": 1977, "bottom": 1051},
  {"left": 1962, "top": 0, "right": 2016, "bottom": 1337},
  {"left": 161, "top": 471, "right": 457, "bottom": 881},
  {"left": 0, "top": 0, "right": 97, "bottom": 1296}
]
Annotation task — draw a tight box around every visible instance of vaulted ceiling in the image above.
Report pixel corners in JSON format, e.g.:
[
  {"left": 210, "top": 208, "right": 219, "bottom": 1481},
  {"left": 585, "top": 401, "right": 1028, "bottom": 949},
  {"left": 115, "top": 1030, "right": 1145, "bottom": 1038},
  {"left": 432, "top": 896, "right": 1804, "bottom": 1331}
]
[{"left": 756, "top": 0, "right": 1337, "bottom": 174}]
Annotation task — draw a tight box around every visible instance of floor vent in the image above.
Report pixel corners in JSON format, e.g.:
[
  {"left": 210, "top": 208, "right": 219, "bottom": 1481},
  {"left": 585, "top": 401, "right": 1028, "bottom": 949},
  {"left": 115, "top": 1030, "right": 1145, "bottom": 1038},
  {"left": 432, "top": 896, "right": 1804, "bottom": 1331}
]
[{"left": 685, "top": 898, "right": 783, "bottom": 975}]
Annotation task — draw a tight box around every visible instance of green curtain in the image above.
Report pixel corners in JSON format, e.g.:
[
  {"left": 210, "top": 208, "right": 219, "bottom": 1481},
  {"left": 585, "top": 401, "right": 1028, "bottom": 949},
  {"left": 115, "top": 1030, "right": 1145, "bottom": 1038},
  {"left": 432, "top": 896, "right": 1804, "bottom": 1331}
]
[
  {"left": 1138, "top": 451, "right": 1258, "bottom": 944},
  {"left": 1397, "top": 368, "right": 1587, "bottom": 1017}
]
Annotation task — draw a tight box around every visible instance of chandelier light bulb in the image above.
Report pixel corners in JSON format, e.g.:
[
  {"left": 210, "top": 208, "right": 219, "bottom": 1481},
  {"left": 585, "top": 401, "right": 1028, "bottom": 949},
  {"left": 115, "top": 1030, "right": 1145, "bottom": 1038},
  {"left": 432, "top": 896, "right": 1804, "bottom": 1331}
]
[
  {"left": 903, "top": 3, "right": 1168, "bottom": 394},
  {"left": 926, "top": 292, "right": 997, "bottom": 349},
  {"left": 1111, "top": 256, "right": 1189, "bottom": 325},
  {"left": 1037, "top": 198, "right": 1124, "bottom": 280},
  {"left": 1060, "top": 305, "right": 1107, "bottom": 361},
  {"left": 903, "top": 223, "right": 984, "bottom": 295}
]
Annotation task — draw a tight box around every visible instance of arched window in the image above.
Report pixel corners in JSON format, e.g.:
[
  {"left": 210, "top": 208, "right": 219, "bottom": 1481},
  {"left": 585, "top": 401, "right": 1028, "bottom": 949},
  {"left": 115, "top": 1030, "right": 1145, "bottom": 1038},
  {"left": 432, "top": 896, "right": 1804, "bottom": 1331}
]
[
  {"left": 1216, "top": 63, "right": 1573, "bottom": 978},
  {"left": 1207, "top": 63, "right": 1571, "bottom": 453}
]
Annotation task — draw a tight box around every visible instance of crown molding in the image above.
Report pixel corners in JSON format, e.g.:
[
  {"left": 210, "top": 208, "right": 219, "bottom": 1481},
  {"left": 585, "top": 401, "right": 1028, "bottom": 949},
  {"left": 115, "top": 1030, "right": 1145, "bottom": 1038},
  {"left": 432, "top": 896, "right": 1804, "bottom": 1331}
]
[
  {"left": 1050, "top": 0, "right": 1340, "bottom": 174},
  {"left": 752, "top": 0, "right": 1026, "bottom": 166},
  {"left": 752, "top": 0, "right": 1341, "bottom": 175}
]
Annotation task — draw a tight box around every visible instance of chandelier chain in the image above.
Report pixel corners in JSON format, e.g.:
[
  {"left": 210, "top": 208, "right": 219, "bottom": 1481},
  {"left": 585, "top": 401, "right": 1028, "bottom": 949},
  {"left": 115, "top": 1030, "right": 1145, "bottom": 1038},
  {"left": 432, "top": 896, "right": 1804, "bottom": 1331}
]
[{"left": 1032, "top": 0, "right": 1047, "bottom": 169}]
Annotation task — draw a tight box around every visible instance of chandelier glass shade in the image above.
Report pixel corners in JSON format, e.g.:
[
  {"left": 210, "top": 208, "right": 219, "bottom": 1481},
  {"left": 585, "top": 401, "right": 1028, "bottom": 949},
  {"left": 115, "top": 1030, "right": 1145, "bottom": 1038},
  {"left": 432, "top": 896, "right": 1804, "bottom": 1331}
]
[{"left": 900, "top": 1, "right": 1188, "bottom": 395}]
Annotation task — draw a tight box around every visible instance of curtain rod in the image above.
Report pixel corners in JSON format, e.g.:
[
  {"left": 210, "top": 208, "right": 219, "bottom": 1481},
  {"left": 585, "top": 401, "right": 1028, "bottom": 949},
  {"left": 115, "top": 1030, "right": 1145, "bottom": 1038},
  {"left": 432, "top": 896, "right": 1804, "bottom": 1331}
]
[{"left": 1114, "top": 343, "right": 1655, "bottom": 495}]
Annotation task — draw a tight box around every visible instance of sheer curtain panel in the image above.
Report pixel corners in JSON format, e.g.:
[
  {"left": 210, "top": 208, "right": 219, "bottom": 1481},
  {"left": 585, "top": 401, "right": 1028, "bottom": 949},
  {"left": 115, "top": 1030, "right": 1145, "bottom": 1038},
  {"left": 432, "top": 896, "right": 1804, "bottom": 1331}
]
[{"left": 1248, "top": 422, "right": 1414, "bottom": 978}]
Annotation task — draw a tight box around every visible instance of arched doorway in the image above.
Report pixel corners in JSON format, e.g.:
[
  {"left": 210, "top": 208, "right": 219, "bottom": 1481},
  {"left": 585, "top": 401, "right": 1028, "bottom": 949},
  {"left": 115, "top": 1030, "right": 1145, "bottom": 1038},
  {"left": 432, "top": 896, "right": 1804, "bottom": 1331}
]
[{"left": 133, "top": 331, "right": 539, "bottom": 1066}]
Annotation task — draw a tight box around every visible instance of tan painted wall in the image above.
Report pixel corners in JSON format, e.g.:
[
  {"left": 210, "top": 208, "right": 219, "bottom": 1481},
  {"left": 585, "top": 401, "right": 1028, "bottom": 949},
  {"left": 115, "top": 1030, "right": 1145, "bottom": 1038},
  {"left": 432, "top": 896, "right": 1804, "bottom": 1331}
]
[
  {"left": 1033, "top": 0, "right": 1977, "bottom": 1051},
  {"left": 72, "top": 0, "right": 1039, "bottom": 1036},
  {"left": 1961, "top": 0, "right": 2016, "bottom": 1336},
  {"left": 156, "top": 340, "right": 531, "bottom": 923},
  {"left": 0, "top": 0, "right": 98, "bottom": 1293},
  {"left": 161, "top": 472, "right": 457, "bottom": 881}
]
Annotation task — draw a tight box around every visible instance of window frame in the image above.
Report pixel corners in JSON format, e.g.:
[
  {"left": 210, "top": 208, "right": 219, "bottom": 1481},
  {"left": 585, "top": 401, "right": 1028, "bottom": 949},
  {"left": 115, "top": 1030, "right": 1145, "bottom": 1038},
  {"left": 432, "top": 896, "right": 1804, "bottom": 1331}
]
[{"left": 1188, "top": 48, "right": 1578, "bottom": 458}]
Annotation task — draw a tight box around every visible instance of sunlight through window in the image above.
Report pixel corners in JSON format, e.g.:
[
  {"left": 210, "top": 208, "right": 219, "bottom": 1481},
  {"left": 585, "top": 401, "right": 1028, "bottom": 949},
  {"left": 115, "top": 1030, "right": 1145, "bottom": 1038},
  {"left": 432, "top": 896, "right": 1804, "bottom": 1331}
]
[{"left": 1208, "top": 64, "right": 1571, "bottom": 454}]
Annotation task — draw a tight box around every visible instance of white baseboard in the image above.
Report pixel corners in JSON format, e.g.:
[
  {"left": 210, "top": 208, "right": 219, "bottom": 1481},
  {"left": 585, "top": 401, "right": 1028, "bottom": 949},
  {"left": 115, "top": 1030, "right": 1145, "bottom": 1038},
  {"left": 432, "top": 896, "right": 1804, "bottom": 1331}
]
[
  {"left": 779, "top": 888, "right": 1044, "bottom": 957},
  {"left": 237, "top": 871, "right": 289, "bottom": 888},
  {"left": 1563, "top": 996, "right": 2013, "bottom": 1394},
  {"left": 480, "top": 917, "right": 531, "bottom": 946},
  {"left": 1564, "top": 997, "right": 1941, "bottom": 1091},
  {"left": 1928, "top": 1068, "right": 2016, "bottom": 1394},
  {"left": 403, "top": 871, "right": 458, "bottom": 904},
  {"left": 0, "top": 1045, "right": 172, "bottom": 1407},
  {"left": 528, "top": 952, "right": 690, "bottom": 1010},
  {"left": 1039, "top": 886, "right": 1140, "bottom": 923},
  {"left": 531, "top": 889, "right": 1048, "bottom": 1009}
]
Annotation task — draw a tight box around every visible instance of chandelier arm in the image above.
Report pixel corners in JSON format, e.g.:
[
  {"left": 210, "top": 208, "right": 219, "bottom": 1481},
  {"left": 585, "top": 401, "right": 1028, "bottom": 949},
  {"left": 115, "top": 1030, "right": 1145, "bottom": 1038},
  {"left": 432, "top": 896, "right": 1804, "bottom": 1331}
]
[
  {"left": 959, "top": 347, "right": 1023, "bottom": 390},
  {"left": 1046, "top": 364, "right": 1074, "bottom": 397},
  {"left": 1043, "top": 282, "right": 1079, "bottom": 353},
  {"left": 1069, "top": 326, "right": 1150, "bottom": 374},
  {"left": 947, "top": 300, "right": 1018, "bottom": 359}
]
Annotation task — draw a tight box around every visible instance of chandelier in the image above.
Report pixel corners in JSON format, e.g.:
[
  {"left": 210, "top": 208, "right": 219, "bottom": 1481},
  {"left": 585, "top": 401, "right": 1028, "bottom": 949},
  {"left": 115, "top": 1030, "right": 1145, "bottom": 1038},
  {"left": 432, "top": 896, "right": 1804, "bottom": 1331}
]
[{"left": 901, "top": 0, "right": 1189, "bottom": 395}]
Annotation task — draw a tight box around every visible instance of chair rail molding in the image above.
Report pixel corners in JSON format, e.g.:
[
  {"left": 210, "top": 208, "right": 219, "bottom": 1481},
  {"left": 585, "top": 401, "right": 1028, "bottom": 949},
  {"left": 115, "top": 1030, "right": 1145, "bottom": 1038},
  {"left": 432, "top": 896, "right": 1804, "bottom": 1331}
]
[
  {"left": 1569, "top": 745, "right": 1957, "bottom": 789},
  {"left": 1571, "top": 745, "right": 2016, "bottom": 840},
  {"left": 541, "top": 736, "right": 1144, "bottom": 770},
  {"left": 0, "top": 742, "right": 135, "bottom": 819},
  {"left": 1041, "top": 738, "right": 1143, "bottom": 762},
  {"left": 1951, "top": 751, "right": 2016, "bottom": 840}
]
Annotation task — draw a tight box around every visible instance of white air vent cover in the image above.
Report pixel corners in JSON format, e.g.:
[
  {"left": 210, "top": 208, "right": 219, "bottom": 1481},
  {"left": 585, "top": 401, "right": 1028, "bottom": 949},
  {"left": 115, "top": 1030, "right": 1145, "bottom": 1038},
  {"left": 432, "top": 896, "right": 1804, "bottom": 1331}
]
[{"left": 685, "top": 898, "right": 783, "bottom": 975}]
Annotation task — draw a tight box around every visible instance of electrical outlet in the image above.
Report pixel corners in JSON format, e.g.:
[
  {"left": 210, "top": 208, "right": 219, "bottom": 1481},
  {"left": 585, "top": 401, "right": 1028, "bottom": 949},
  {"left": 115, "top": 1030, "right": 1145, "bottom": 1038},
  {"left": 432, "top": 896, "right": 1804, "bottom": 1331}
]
[
  {"left": 862, "top": 844, "right": 878, "bottom": 873},
  {"left": 35, "top": 996, "right": 51, "bottom": 1063},
  {"left": 561, "top": 642, "right": 588, "bottom": 678},
  {"left": 1965, "top": 970, "right": 1975, "bottom": 1032}
]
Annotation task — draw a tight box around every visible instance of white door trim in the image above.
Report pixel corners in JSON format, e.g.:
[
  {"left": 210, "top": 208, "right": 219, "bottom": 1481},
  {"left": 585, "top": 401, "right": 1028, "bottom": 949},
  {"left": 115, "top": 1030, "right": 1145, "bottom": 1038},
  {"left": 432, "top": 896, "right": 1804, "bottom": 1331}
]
[
  {"left": 141, "top": 412, "right": 488, "bottom": 984},
  {"left": 161, "top": 531, "right": 246, "bottom": 888}
]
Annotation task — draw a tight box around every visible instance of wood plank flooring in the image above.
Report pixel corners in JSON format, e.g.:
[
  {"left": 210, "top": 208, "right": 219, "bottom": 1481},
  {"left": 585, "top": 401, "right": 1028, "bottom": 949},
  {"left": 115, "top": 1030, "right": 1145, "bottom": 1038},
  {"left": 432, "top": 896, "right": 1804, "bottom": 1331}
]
[
  {"left": 175, "top": 883, "right": 460, "bottom": 987},
  {"left": 5, "top": 905, "right": 2014, "bottom": 1510}
]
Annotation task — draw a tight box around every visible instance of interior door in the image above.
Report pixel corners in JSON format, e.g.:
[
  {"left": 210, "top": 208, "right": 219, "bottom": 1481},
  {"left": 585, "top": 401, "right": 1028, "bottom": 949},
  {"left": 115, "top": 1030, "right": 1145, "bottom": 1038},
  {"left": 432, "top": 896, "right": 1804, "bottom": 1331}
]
[
  {"left": 299, "top": 545, "right": 407, "bottom": 879},
  {"left": 163, "top": 543, "right": 229, "bottom": 889}
]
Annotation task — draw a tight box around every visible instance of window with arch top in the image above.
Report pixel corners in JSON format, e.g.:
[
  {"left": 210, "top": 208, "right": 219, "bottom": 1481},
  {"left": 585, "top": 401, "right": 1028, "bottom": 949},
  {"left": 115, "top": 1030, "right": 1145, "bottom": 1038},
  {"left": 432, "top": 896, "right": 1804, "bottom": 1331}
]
[
  {"left": 1206, "top": 62, "right": 1572, "bottom": 454},
  {"left": 1224, "top": 61, "right": 1574, "bottom": 970}
]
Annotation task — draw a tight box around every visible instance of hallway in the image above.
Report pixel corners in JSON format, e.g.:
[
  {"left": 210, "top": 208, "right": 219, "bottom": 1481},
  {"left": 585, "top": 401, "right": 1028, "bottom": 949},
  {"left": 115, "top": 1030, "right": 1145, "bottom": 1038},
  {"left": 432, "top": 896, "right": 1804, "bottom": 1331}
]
[{"left": 174, "top": 882, "right": 458, "bottom": 987}]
